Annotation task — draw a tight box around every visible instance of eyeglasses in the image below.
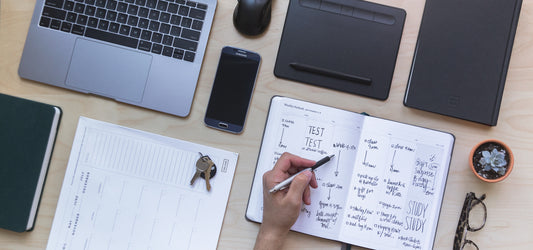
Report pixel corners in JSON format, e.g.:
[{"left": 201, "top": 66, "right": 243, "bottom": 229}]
[{"left": 453, "top": 192, "right": 487, "bottom": 250}]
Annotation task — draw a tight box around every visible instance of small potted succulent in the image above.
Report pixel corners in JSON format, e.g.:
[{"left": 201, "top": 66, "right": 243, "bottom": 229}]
[{"left": 469, "top": 139, "right": 514, "bottom": 182}]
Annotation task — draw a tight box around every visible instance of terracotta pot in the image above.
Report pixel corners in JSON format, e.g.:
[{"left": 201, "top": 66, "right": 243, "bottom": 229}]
[{"left": 469, "top": 139, "right": 514, "bottom": 182}]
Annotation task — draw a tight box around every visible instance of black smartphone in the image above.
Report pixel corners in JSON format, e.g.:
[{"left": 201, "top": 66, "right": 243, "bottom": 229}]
[{"left": 204, "top": 46, "right": 261, "bottom": 133}]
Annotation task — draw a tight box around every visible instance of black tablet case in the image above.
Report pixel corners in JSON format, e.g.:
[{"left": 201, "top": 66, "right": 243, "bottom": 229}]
[
  {"left": 274, "top": 0, "right": 406, "bottom": 100},
  {"left": 404, "top": 0, "right": 522, "bottom": 126}
]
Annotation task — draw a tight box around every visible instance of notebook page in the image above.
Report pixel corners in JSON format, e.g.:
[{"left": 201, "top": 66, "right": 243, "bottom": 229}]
[
  {"left": 339, "top": 116, "right": 454, "bottom": 250},
  {"left": 247, "top": 96, "right": 365, "bottom": 240},
  {"left": 47, "top": 117, "right": 238, "bottom": 250}
]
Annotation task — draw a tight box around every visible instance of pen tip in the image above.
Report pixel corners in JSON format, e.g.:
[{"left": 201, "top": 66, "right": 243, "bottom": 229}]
[{"left": 329, "top": 154, "right": 335, "bottom": 158}]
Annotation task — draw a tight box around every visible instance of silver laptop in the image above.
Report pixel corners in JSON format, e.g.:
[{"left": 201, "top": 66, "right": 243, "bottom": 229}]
[{"left": 19, "top": 0, "right": 217, "bottom": 117}]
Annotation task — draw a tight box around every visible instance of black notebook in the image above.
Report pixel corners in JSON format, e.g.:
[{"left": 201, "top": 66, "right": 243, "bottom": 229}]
[
  {"left": 274, "top": 0, "right": 406, "bottom": 100},
  {"left": 0, "top": 94, "right": 62, "bottom": 232},
  {"left": 404, "top": 0, "right": 522, "bottom": 126},
  {"left": 247, "top": 96, "right": 455, "bottom": 249}
]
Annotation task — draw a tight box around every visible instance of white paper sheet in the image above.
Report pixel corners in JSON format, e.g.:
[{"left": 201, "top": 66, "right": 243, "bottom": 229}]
[{"left": 47, "top": 117, "right": 238, "bottom": 250}]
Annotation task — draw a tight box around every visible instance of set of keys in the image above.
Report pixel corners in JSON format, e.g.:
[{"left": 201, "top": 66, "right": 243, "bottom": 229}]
[{"left": 190, "top": 152, "right": 217, "bottom": 191}]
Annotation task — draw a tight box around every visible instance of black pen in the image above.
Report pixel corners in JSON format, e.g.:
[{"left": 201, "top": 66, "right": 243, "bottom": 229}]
[
  {"left": 289, "top": 62, "right": 372, "bottom": 85},
  {"left": 269, "top": 155, "right": 335, "bottom": 193}
]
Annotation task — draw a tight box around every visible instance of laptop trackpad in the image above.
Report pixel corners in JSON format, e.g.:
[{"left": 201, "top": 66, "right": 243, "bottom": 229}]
[{"left": 66, "top": 38, "right": 152, "bottom": 102}]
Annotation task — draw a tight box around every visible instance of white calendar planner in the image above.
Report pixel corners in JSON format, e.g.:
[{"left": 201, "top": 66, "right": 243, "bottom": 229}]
[{"left": 47, "top": 117, "right": 238, "bottom": 250}]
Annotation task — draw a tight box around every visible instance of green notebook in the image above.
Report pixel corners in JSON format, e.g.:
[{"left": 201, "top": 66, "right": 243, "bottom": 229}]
[{"left": 0, "top": 93, "right": 61, "bottom": 232}]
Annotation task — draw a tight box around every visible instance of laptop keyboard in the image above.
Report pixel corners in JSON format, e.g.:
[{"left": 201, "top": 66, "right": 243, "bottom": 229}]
[{"left": 39, "top": 0, "right": 209, "bottom": 62}]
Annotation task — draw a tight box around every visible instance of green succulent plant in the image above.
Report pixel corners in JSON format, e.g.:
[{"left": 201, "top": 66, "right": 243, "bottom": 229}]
[{"left": 480, "top": 148, "right": 507, "bottom": 175}]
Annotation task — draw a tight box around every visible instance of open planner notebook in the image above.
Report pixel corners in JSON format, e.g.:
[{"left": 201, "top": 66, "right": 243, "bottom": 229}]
[
  {"left": 246, "top": 96, "right": 454, "bottom": 250},
  {"left": 47, "top": 117, "right": 238, "bottom": 250}
]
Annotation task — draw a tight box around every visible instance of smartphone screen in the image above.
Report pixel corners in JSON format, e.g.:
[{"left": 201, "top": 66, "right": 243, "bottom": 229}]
[{"left": 204, "top": 46, "right": 261, "bottom": 133}]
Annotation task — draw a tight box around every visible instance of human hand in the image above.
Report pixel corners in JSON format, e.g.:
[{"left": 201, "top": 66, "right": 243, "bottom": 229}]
[{"left": 254, "top": 152, "right": 318, "bottom": 250}]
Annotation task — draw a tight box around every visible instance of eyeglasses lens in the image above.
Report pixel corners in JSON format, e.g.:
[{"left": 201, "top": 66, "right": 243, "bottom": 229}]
[{"left": 467, "top": 200, "right": 485, "bottom": 231}]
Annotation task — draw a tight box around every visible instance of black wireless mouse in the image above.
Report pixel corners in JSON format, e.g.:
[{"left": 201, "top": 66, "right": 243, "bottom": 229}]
[{"left": 233, "top": 0, "right": 272, "bottom": 36}]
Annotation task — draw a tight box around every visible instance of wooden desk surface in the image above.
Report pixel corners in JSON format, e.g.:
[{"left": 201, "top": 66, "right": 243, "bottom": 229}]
[{"left": 1, "top": 0, "right": 532, "bottom": 249}]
